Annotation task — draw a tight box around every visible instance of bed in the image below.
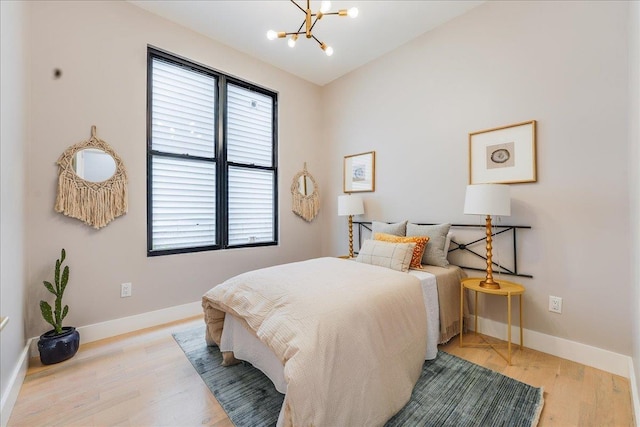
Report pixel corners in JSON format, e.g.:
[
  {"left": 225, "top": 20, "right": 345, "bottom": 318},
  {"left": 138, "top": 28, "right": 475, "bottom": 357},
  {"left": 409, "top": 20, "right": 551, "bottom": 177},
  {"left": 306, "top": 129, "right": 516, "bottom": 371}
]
[
  {"left": 202, "top": 252, "right": 466, "bottom": 426},
  {"left": 216, "top": 265, "right": 464, "bottom": 391}
]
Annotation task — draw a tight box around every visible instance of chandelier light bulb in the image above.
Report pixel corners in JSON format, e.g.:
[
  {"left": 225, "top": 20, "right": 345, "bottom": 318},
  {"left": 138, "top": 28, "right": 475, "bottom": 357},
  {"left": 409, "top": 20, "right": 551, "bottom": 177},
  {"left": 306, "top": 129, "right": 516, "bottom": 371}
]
[
  {"left": 325, "top": 46, "right": 334, "bottom": 56},
  {"left": 320, "top": 1, "right": 331, "bottom": 13},
  {"left": 347, "top": 7, "right": 358, "bottom": 18},
  {"left": 267, "top": 30, "right": 278, "bottom": 40},
  {"left": 288, "top": 34, "right": 298, "bottom": 48}
]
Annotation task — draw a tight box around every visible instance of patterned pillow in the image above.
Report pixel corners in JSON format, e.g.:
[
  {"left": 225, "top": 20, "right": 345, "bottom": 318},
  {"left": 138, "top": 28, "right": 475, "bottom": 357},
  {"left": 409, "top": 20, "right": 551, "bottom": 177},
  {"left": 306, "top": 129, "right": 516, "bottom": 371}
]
[
  {"left": 374, "top": 233, "right": 429, "bottom": 269},
  {"left": 355, "top": 239, "right": 416, "bottom": 272}
]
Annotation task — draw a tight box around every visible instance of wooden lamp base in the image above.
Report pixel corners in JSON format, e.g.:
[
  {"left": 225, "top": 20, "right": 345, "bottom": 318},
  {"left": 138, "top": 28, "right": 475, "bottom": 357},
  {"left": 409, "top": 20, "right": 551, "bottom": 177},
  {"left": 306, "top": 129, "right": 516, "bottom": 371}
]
[{"left": 481, "top": 214, "right": 501, "bottom": 289}]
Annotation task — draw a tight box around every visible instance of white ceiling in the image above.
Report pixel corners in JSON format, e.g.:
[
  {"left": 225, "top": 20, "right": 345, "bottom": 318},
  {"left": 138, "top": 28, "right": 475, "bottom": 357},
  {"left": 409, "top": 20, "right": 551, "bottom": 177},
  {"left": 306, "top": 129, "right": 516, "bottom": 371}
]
[{"left": 129, "top": 1, "right": 484, "bottom": 86}]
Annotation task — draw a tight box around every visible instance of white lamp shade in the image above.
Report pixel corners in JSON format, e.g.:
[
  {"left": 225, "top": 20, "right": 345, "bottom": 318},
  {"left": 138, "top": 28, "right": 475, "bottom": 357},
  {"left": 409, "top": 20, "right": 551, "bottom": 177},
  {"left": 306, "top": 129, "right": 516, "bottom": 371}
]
[
  {"left": 338, "top": 194, "right": 364, "bottom": 216},
  {"left": 464, "top": 184, "right": 511, "bottom": 216}
]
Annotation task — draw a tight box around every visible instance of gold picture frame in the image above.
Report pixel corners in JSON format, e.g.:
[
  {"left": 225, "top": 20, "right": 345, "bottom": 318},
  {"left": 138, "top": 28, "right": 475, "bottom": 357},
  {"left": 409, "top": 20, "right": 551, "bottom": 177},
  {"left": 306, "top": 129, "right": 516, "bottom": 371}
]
[
  {"left": 469, "top": 120, "right": 537, "bottom": 184},
  {"left": 343, "top": 151, "right": 375, "bottom": 193}
]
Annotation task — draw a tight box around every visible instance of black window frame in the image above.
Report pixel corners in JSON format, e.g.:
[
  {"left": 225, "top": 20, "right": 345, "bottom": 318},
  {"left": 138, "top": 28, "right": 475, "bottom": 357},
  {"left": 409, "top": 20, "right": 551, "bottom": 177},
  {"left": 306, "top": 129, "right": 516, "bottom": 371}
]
[{"left": 146, "top": 46, "right": 278, "bottom": 257}]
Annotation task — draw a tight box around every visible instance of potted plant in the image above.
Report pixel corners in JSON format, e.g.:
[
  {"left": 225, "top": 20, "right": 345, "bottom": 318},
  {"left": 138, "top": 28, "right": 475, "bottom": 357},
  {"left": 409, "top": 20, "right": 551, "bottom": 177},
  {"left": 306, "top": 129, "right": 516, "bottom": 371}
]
[{"left": 37, "top": 248, "right": 80, "bottom": 365}]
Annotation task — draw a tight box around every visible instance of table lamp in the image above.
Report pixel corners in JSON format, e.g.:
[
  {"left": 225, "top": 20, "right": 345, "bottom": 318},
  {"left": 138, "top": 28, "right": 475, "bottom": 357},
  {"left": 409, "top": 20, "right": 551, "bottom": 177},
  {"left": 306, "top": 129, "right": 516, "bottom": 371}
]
[
  {"left": 464, "top": 184, "right": 511, "bottom": 289},
  {"left": 338, "top": 194, "right": 364, "bottom": 258}
]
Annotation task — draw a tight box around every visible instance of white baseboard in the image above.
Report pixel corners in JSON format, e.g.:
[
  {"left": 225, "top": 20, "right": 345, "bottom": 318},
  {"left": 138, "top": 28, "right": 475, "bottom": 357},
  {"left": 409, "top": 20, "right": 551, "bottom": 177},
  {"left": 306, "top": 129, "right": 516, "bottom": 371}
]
[
  {"left": 469, "top": 316, "right": 631, "bottom": 378},
  {"left": 630, "top": 359, "right": 640, "bottom": 427},
  {"left": 0, "top": 339, "right": 30, "bottom": 427},
  {"left": 29, "top": 301, "right": 202, "bottom": 358}
]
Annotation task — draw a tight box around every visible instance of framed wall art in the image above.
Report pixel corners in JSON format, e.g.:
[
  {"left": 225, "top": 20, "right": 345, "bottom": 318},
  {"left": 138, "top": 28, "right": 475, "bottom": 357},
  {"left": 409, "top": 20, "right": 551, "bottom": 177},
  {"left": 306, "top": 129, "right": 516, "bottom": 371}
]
[
  {"left": 468, "top": 120, "right": 537, "bottom": 184},
  {"left": 343, "top": 151, "right": 375, "bottom": 193}
]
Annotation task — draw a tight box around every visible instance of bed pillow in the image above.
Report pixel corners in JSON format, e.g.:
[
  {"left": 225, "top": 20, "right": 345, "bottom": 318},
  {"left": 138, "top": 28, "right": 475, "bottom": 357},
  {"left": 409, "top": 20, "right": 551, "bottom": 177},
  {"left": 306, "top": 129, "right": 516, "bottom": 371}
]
[
  {"left": 373, "top": 233, "right": 429, "bottom": 270},
  {"left": 355, "top": 239, "right": 416, "bottom": 272},
  {"left": 406, "top": 223, "right": 451, "bottom": 267},
  {"left": 371, "top": 220, "right": 407, "bottom": 236},
  {"left": 444, "top": 232, "right": 453, "bottom": 256}
]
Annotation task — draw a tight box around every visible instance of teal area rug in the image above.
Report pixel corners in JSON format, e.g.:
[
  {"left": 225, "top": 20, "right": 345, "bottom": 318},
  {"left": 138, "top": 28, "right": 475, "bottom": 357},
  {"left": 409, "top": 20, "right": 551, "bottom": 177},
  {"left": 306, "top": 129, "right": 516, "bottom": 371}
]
[{"left": 173, "top": 326, "right": 544, "bottom": 427}]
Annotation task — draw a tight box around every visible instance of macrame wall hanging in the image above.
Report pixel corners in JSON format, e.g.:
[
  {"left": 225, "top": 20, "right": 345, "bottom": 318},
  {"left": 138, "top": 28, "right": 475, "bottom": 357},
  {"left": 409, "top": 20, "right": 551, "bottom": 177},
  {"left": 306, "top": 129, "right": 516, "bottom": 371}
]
[
  {"left": 291, "top": 163, "right": 320, "bottom": 222},
  {"left": 55, "top": 126, "right": 128, "bottom": 229}
]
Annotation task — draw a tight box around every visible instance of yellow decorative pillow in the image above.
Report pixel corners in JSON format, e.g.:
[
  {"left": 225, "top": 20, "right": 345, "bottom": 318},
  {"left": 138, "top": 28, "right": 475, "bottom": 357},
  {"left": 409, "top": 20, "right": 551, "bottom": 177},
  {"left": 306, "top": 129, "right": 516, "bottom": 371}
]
[{"left": 374, "top": 233, "right": 429, "bottom": 269}]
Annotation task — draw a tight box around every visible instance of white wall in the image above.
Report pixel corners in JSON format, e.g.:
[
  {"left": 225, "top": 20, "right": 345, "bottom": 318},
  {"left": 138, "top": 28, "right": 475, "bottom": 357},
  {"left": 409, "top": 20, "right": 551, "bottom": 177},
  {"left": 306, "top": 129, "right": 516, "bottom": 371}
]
[
  {"left": 25, "top": 0, "right": 325, "bottom": 339},
  {"left": 322, "top": 1, "right": 632, "bottom": 356},
  {"left": 629, "top": 0, "right": 640, "bottom": 416},
  {"left": 0, "top": 0, "right": 28, "bottom": 420}
]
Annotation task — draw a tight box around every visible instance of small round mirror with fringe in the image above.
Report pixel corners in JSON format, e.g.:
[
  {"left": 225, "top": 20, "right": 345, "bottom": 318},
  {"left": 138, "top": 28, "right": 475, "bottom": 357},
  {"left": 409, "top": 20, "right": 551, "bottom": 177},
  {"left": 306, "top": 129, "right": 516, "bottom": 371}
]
[
  {"left": 291, "top": 163, "right": 319, "bottom": 222},
  {"left": 55, "top": 126, "right": 128, "bottom": 229}
]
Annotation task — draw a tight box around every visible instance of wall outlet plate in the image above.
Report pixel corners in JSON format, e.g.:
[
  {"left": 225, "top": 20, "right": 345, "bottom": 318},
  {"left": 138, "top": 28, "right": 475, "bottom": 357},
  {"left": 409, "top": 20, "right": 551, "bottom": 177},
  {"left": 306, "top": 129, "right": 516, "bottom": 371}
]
[
  {"left": 121, "top": 282, "right": 132, "bottom": 298},
  {"left": 549, "top": 295, "right": 562, "bottom": 313}
]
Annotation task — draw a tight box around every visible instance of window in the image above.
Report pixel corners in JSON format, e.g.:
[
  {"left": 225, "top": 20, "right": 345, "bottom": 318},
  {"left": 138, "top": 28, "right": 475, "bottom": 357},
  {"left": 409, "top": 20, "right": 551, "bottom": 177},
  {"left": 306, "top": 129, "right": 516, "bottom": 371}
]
[{"left": 147, "top": 48, "right": 278, "bottom": 256}]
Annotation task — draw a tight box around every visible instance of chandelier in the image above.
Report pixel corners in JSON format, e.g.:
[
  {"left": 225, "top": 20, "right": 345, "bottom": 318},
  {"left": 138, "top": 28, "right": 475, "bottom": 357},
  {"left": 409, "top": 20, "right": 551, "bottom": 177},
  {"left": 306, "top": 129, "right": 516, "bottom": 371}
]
[{"left": 266, "top": 0, "right": 359, "bottom": 56}]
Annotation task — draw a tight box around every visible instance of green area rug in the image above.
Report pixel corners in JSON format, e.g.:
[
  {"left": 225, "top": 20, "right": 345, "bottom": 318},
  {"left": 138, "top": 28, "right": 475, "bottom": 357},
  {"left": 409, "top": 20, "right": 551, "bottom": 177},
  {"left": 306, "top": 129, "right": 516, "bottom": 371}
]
[{"left": 173, "top": 326, "right": 543, "bottom": 427}]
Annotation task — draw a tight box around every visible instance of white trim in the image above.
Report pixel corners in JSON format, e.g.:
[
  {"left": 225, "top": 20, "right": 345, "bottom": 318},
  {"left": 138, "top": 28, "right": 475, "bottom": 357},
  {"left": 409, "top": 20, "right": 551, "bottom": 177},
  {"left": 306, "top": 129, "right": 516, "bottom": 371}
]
[
  {"left": 630, "top": 358, "right": 640, "bottom": 427},
  {"left": 469, "top": 316, "right": 631, "bottom": 378},
  {"left": 29, "top": 301, "right": 202, "bottom": 357},
  {"left": 0, "top": 338, "right": 31, "bottom": 427}
]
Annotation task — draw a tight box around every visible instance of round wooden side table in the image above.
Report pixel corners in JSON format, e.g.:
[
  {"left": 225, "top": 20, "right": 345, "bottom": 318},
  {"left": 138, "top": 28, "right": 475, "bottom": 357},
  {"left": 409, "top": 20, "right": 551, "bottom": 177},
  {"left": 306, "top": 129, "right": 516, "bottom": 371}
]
[{"left": 459, "top": 277, "right": 525, "bottom": 365}]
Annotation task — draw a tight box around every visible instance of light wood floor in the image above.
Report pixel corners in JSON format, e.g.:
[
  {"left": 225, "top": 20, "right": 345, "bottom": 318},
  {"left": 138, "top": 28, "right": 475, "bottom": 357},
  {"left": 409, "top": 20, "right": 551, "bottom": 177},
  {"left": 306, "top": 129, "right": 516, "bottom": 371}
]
[{"left": 8, "top": 317, "right": 635, "bottom": 427}]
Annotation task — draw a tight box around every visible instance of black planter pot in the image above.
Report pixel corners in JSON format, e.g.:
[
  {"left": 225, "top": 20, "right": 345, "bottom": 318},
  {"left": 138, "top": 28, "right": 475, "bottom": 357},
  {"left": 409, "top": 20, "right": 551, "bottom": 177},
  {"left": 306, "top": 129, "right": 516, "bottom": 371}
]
[{"left": 37, "top": 326, "right": 80, "bottom": 365}]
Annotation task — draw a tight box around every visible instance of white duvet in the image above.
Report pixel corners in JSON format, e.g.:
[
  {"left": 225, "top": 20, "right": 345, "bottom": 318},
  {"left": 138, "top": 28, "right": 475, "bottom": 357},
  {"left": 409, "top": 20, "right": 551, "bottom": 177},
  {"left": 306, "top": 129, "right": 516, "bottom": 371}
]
[{"left": 202, "top": 257, "right": 428, "bottom": 427}]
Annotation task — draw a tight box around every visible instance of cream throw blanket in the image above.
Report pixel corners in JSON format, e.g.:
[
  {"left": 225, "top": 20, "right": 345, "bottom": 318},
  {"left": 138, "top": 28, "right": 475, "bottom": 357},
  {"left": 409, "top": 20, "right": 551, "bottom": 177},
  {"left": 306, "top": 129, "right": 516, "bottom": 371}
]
[
  {"left": 202, "top": 257, "right": 427, "bottom": 427},
  {"left": 421, "top": 265, "right": 468, "bottom": 343}
]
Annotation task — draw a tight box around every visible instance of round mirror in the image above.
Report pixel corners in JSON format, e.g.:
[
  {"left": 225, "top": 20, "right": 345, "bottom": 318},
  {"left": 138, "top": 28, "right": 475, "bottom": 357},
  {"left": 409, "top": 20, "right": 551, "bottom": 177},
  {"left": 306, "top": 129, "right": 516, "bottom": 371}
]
[
  {"left": 72, "top": 148, "right": 117, "bottom": 182},
  {"left": 291, "top": 167, "right": 319, "bottom": 222},
  {"left": 298, "top": 175, "right": 315, "bottom": 196}
]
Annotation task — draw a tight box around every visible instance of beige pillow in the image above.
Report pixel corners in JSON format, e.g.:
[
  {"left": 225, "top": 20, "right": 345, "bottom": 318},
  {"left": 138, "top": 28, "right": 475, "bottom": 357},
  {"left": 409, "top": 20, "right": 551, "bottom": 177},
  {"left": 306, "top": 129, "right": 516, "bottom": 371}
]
[
  {"left": 373, "top": 233, "right": 429, "bottom": 269},
  {"left": 355, "top": 239, "right": 416, "bottom": 272},
  {"left": 371, "top": 220, "right": 407, "bottom": 236},
  {"left": 406, "top": 223, "right": 451, "bottom": 267}
]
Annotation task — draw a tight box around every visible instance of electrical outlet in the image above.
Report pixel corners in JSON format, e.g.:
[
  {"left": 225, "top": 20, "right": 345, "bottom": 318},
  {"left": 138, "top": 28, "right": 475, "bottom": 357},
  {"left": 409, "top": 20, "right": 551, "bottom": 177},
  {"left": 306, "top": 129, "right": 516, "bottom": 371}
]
[
  {"left": 549, "top": 295, "right": 562, "bottom": 313},
  {"left": 121, "top": 282, "right": 132, "bottom": 298}
]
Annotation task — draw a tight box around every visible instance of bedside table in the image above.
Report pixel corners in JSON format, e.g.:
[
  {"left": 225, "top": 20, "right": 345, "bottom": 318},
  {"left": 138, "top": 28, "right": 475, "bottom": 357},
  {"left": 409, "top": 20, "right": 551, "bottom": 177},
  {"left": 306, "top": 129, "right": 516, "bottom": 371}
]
[{"left": 459, "top": 277, "right": 525, "bottom": 365}]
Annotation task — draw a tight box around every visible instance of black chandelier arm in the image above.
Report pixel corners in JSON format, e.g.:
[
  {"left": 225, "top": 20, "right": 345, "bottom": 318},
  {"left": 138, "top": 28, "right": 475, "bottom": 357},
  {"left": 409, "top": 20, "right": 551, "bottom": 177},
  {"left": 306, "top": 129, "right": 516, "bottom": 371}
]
[
  {"left": 275, "top": 20, "right": 305, "bottom": 37},
  {"left": 309, "top": 17, "right": 320, "bottom": 33},
  {"left": 296, "top": 20, "right": 305, "bottom": 34},
  {"left": 311, "top": 35, "right": 324, "bottom": 47},
  {"left": 285, "top": 10, "right": 319, "bottom": 38},
  {"left": 291, "top": 0, "right": 306, "bottom": 14}
]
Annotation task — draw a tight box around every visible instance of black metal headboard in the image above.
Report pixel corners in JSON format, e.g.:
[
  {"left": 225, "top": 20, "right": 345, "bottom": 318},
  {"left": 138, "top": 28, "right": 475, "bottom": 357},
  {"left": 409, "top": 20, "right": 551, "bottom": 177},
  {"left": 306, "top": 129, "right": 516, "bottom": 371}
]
[{"left": 353, "top": 221, "right": 533, "bottom": 278}]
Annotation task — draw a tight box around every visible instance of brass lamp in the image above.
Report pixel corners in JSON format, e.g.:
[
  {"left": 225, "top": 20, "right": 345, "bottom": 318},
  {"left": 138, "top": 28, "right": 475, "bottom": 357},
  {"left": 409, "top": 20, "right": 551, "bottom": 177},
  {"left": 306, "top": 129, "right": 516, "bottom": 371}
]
[
  {"left": 338, "top": 194, "right": 364, "bottom": 258},
  {"left": 464, "top": 184, "right": 511, "bottom": 289}
]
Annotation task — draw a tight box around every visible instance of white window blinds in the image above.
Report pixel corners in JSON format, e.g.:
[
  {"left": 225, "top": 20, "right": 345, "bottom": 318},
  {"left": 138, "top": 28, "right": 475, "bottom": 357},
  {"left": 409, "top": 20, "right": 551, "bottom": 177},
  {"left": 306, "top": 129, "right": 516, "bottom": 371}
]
[
  {"left": 227, "top": 83, "right": 275, "bottom": 245},
  {"left": 148, "top": 51, "right": 277, "bottom": 255},
  {"left": 150, "top": 58, "right": 217, "bottom": 251},
  {"left": 151, "top": 59, "right": 216, "bottom": 157},
  {"left": 151, "top": 157, "right": 216, "bottom": 250},
  {"left": 227, "top": 84, "right": 273, "bottom": 166},
  {"left": 228, "top": 167, "right": 274, "bottom": 245}
]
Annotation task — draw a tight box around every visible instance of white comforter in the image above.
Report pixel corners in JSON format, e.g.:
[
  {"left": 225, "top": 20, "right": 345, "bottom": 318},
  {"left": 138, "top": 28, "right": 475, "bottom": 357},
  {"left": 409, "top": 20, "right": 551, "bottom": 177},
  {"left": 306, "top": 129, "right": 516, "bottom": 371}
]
[{"left": 202, "top": 257, "right": 427, "bottom": 427}]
